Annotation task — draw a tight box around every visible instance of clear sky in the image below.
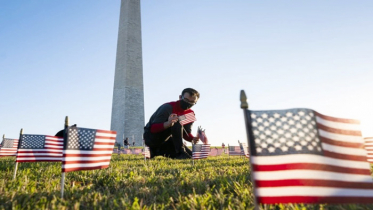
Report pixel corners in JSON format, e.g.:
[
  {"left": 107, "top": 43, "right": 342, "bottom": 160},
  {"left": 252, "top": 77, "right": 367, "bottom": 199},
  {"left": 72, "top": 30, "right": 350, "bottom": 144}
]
[{"left": 1, "top": 0, "right": 372, "bottom": 146}]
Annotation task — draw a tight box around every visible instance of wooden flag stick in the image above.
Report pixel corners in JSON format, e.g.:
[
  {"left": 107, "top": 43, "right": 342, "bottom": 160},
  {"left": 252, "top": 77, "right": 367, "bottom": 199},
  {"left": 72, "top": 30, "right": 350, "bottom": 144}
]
[
  {"left": 143, "top": 140, "right": 146, "bottom": 164},
  {"left": 192, "top": 142, "right": 195, "bottom": 166},
  {"left": 13, "top": 128, "right": 23, "bottom": 180},
  {"left": 240, "top": 90, "right": 259, "bottom": 210},
  {"left": 61, "top": 116, "right": 68, "bottom": 199}
]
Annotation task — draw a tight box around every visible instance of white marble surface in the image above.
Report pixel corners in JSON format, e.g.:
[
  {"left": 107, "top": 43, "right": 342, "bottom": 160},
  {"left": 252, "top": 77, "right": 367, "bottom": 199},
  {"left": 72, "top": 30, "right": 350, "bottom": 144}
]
[{"left": 111, "top": 0, "right": 145, "bottom": 146}]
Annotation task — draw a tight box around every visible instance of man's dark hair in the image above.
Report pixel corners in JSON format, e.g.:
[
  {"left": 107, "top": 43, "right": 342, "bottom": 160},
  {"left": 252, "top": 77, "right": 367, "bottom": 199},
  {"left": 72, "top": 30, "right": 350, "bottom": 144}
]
[{"left": 182, "top": 88, "right": 200, "bottom": 98}]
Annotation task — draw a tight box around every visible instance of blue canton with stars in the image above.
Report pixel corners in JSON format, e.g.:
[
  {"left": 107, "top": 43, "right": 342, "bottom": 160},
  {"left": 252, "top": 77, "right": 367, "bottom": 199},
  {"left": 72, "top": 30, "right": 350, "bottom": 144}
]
[
  {"left": 20, "top": 135, "right": 45, "bottom": 149},
  {"left": 2, "top": 139, "right": 15, "bottom": 148},
  {"left": 247, "top": 108, "right": 323, "bottom": 156},
  {"left": 66, "top": 127, "right": 97, "bottom": 150}
]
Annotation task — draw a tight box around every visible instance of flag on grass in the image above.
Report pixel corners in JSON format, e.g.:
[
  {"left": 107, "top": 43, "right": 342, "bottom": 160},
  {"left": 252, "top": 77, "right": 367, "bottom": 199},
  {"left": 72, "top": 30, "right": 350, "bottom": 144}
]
[
  {"left": 0, "top": 138, "right": 19, "bottom": 157},
  {"left": 240, "top": 142, "right": 250, "bottom": 158},
  {"left": 16, "top": 135, "right": 63, "bottom": 162},
  {"left": 245, "top": 108, "right": 373, "bottom": 204},
  {"left": 197, "top": 126, "right": 208, "bottom": 144},
  {"left": 227, "top": 145, "right": 241, "bottom": 156},
  {"left": 143, "top": 145, "right": 151, "bottom": 159},
  {"left": 192, "top": 144, "right": 210, "bottom": 159},
  {"left": 62, "top": 126, "right": 117, "bottom": 172},
  {"left": 178, "top": 112, "right": 196, "bottom": 126},
  {"left": 364, "top": 137, "right": 373, "bottom": 163}
]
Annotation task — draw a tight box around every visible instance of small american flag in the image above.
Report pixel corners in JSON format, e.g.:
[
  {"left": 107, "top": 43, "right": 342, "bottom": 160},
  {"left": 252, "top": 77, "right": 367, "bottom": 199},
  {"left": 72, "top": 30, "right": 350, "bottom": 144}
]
[
  {"left": 364, "top": 137, "right": 373, "bottom": 163},
  {"left": 240, "top": 142, "right": 250, "bottom": 158},
  {"left": 179, "top": 112, "right": 196, "bottom": 126},
  {"left": 62, "top": 126, "right": 117, "bottom": 172},
  {"left": 227, "top": 146, "right": 241, "bottom": 156},
  {"left": 192, "top": 144, "right": 210, "bottom": 159},
  {"left": 16, "top": 135, "right": 63, "bottom": 162},
  {"left": 246, "top": 108, "right": 373, "bottom": 204},
  {"left": 143, "top": 145, "right": 151, "bottom": 159},
  {"left": 0, "top": 138, "right": 19, "bottom": 157},
  {"left": 209, "top": 148, "right": 218, "bottom": 156},
  {"left": 197, "top": 126, "right": 208, "bottom": 144}
]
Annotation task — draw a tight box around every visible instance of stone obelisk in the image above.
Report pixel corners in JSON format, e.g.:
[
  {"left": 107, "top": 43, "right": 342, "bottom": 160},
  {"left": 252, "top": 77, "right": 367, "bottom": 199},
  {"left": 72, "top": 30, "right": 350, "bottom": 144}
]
[{"left": 111, "top": 0, "right": 144, "bottom": 146}]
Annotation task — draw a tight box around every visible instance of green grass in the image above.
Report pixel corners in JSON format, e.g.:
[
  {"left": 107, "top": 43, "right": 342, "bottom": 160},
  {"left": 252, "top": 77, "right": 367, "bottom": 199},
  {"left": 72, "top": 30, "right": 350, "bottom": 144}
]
[{"left": 0, "top": 155, "right": 373, "bottom": 209}]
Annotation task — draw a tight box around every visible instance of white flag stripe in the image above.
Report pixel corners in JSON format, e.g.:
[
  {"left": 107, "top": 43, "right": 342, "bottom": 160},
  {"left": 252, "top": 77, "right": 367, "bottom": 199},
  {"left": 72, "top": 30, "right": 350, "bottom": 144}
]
[
  {"left": 255, "top": 170, "right": 373, "bottom": 183},
  {"left": 63, "top": 162, "right": 111, "bottom": 169},
  {"left": 318, "top": 130, "right": 363, "bottom": 143},
  {"left": 64, "top": 156, "right": 112, "bottom": 161},
  {"left": 316, "top": 117, "right": 361, "bottom": 131},
  {"left": 93, "top": 145, "right": 115, "bottom": 149},
  {"left": 17, "top": 153, "right": 61, "bottom": 156},
  {"left": 95, "top": 133, "right": 117, "bottom": 138},
  {"left": 64, "top": 150, "right": 113, "bottom": 155},
  {"left": 17, "top": 157, "right": 62, "bottom": 160},
  {"left": 45, "top": 136, "right": 62, "bottom": 140},
  {"left": 45, "top": 136, "right": 64, "bottom": 140},
  {"left": 252, "top": 154, "right": 370, "bottom": 169},
  {"left": 17, "top": 149, "right": 62, "bottom": 152},
  {"left": 321, "top": 143, "right": 368, "bottom": 156},
  {"left": 45, "top": 140, "right": 63, "bottom": 145},
  {"left": 45, "top": 145, "right": 63, "bottom": 149},
  {"left": 257, "top": 187, "right": 373, "bottom": 197},
  {"left": 94, "top": 139, "right": 116, "bottom": 143}
]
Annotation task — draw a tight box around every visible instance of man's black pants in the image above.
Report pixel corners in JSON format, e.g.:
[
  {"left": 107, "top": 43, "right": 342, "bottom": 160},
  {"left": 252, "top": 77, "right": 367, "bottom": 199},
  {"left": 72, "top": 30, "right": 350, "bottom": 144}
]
[{"left": 144, "top": 122, "right": 184, "bottom": 158}]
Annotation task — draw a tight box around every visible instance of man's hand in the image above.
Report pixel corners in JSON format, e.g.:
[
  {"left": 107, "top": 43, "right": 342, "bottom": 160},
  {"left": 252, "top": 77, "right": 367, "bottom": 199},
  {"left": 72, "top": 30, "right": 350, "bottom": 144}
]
[
  {"left": 192, "top": 137, "right": 200, "bottom": 144},
  {"left": 164, "top": 113, "right": 178, "bottom": 129}
]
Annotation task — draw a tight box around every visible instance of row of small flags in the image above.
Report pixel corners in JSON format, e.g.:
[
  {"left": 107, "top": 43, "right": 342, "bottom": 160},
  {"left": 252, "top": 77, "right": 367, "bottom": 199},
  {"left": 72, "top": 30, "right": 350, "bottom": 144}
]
[
  {"left": 0, "top": 118, "right": 117, "bottom": 198},
  {"left": 239, "top": 90, "right": 373, "bottom": 207},
  {"left": 0, "top": 126, "right": 117, "bottom": 172}
]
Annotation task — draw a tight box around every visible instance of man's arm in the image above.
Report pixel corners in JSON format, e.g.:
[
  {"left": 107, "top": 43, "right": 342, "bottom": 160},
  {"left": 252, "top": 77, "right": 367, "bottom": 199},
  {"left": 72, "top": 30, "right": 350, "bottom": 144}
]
[{"left": 149, "top": 104, "right": 174, "bottom": 133}]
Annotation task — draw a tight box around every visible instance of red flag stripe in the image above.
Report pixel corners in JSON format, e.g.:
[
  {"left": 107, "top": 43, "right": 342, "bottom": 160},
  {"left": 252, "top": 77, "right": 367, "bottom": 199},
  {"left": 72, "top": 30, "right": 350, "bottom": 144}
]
[
  {"left": 258, "top": 196, "right": 373, "bottom": 204},
  {"left": 256, "top": 179, "right": 373, "bottom": 189},
  {"left": 323, "top": 150, "right": 367, "bottom": 162},
  {"left": 253, "top": 163, "right": 371, "bottom": 175},
  {"left": 63, "top": 165, "right": 109, "bottom": 172},
  {"left": 315, "top": 112, "right": 360, "bottom": 124},
  {"left": 320, "top": 137, "right": 365, "bottom": 149},
  {"left": 317, "top": 123, "right": 361, "bottom": 136}
]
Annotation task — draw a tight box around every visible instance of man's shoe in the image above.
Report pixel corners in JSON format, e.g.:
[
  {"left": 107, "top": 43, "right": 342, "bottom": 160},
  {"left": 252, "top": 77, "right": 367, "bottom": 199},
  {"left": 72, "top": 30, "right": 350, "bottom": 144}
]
[{"left": 174, "top": 149, "right": 192, "bottom": 160}]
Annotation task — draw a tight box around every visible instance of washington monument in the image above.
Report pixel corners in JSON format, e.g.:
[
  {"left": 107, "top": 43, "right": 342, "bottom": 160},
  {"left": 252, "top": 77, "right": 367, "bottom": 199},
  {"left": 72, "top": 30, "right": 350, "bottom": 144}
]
[{"left": 111, "top": 0, "right": 144, "bottom": 146}]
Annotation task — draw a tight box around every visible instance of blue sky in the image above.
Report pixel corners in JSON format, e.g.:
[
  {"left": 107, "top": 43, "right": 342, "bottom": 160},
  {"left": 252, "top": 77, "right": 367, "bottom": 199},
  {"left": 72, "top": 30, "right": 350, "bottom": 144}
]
[{"left": 1, "top": 0, "right": 372, "bottom": 146}]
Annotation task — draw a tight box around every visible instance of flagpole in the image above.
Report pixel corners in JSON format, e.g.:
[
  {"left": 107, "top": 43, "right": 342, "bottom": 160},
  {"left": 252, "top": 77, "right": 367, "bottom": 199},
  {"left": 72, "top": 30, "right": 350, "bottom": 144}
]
[
  {"left": 61, "top": 116, "right": 68, "bottom": 199},
  {"left": 240, "top": 90, "right": 259, "bottom": 210},
  {"left": 143, "top": 140, "right": 146, "bottom": 163},
  {"left": 192, "top": 142, "right": 195, "bottom": 166},
  {"left": 13, "top": 128, "right": 22, "bottom": 180}
]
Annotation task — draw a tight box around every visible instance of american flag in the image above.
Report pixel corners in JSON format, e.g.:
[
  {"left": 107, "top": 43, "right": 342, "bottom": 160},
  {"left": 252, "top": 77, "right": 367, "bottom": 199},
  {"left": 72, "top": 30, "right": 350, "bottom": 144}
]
[
  {"left": 209, "top": 148, "right": 218, "bottom": 156},
  {"left": 0, "top": 138, "right": 19, "bottom": 157},
  {"left": 179, "top": 112, "right": 196, "bottom": 126},
  {"left": 143, "top": 145, "right": 151, "bottom": 159},
  {"left": 240, "top": 142, "right": 250, "bottom": 158},
  {"left": 16, "top": 135, "right": 63, "bottom": 162},
  {"left": 192, "top": 144, "right": 210, "bottom": 159},
  {"left": 197, "top": 126, "right": 208, "bottom": 144},
  {"left": 62, "top": 126, "right": 117, "bottom": 172},
  {"left": 364, "top": 137, "right": 373, "bottom": 163},
  {"left": 246, "top": 108, "right": 373, "bottom": 204},
  {"left": 227, "top": 145, "right": 241, "bottom": 156}
]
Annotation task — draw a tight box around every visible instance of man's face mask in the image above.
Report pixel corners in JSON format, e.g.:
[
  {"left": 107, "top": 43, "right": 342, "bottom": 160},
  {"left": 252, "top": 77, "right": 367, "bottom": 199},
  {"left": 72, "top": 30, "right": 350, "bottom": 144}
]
[
  {"left": 180, "top": 99, "right": 194, "bottom": 110},
  {"left": 180, "top": 96, "right": 197, "bottom": 110}
]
